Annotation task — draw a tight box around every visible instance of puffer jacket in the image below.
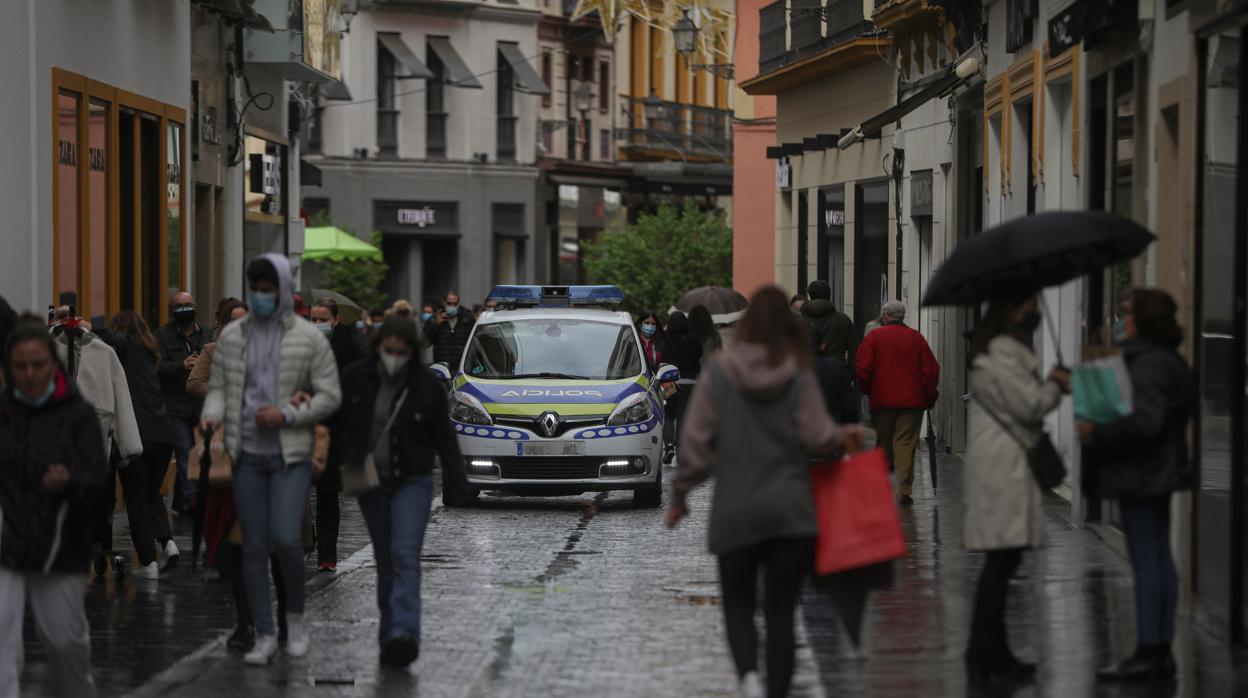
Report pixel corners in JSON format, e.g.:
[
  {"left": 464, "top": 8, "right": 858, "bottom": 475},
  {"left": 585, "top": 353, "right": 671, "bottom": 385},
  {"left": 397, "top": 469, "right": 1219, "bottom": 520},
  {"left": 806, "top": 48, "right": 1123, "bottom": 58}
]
[
  {"left": 203, "top": 314, "right": 341, "bottom": 465},
  {"left": 963, "top": 336, "right": 1063, "bottom": 551},
  {"left": 1088, "top": 340, "right": 1195, "bottom": 499},
  {"left": 0, "top": 370, "right": 108, "bottom": 574}
]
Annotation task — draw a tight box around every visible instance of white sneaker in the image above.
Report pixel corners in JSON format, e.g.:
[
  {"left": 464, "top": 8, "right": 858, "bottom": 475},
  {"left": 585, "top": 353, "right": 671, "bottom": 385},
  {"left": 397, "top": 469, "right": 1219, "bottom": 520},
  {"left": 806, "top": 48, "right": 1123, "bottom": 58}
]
[
  {"left": 244, "top": 635, "right": 279, "bottom": 666},
  {"left": 135, "top": 562, "right": 160, "bottom": 580},
  {"left": 160, "top": 540, "right": 180, "bottom": 571},
  {"left": 286, "top": 614, "right": 309, "bottom": 658},
  {"left": 739, "top": 671, "right": 763, "bottom": 698}
]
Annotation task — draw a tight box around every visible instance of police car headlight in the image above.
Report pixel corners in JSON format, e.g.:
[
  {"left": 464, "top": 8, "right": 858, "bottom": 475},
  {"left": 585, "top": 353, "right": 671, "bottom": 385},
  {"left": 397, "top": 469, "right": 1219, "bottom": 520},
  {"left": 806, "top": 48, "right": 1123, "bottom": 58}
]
[
  {"left": 451, "top": 392, "right": 493, "bottom": 426},
  {"left": 607, "top": 394, "right": 653, "bottom": 426}
]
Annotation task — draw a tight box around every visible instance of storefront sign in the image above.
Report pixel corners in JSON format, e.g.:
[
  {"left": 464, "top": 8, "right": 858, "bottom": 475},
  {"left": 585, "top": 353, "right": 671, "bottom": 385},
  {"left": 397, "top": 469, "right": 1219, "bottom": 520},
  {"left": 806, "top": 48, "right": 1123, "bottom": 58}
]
[
  {"left": 245, "top": 135, "right": 285, "bottom": 218},
  {"left": 911, "top": 169, "right": 933, "bottom": 217},
  {"left": 398, "top": 207, "right": 436, "bottom": 227},
  {"left": 201, "top": 106, "right": 221, "bottom": 145},
  {"left": 825, "top": 209, "right": 844, "bottom": 227},
  {"left": 776, "top": 161, "right": 791, "bottom": 190}
]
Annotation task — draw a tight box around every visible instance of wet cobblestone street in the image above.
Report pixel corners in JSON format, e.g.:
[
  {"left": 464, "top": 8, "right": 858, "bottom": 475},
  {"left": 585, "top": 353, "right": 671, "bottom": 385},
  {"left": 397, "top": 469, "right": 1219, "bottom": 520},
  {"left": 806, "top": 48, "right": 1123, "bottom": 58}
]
[{"left": 18, "top": 455, "right": 1248, "bottom": 697}]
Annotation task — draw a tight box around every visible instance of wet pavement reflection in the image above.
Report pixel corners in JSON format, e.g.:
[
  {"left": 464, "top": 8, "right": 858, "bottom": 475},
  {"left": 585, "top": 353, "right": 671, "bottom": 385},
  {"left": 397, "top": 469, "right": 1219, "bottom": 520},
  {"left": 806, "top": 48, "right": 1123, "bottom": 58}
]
[{"left": 18, "top": 455, "right": 1248, "bottom": 696}]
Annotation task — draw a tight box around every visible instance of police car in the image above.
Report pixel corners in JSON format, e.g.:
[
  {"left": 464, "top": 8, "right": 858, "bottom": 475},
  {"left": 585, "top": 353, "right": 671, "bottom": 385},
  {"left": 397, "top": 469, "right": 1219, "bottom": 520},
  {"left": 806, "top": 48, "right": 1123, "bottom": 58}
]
[{"left": 431, "top": 285, "right": 678, "bottom": 507}]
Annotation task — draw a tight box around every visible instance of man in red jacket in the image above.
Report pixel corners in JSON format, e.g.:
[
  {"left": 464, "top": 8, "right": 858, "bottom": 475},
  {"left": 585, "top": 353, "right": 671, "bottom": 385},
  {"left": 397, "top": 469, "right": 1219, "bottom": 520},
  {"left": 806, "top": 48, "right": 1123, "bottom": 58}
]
[{"left": 855, "top": 300, "right": 940, "bottom": 505}]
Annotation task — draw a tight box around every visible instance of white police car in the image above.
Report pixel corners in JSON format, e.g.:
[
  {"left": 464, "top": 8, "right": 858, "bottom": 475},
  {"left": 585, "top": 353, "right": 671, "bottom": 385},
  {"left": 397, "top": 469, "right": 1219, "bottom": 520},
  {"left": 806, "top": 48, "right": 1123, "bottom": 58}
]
[{"left": 432, "top": 286, "right": 678, "bottom": 507}]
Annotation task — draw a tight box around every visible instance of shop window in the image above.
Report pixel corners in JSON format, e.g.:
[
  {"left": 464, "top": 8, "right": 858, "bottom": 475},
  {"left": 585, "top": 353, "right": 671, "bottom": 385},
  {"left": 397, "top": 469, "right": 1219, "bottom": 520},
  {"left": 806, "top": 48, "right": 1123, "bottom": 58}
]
[
  {"left": 167, "top": 122, "right": 183, "bottom": 301},
  {"left": 797, "top": 190, "right": 809, "bottom": 293},
  {"left": 599, "top": 61, "right": 610, "bottom": 113},
  {"left": 494, "top": 237, "right": 526, "bottom": 284},
  {"left": 817, "top": 186, "right": 846, "bottom": 312},
  {"left": 87, "top": 101, "right": 108, "bottom": 315},
  {"left": 55, "top": 90, "right": 81, "bottom": 305},
  {"left": 855, "top": 181, "right": 890, "bottom": 338},
  {"left": 599, "top": 129, "right": 611, "bottom": 161}
]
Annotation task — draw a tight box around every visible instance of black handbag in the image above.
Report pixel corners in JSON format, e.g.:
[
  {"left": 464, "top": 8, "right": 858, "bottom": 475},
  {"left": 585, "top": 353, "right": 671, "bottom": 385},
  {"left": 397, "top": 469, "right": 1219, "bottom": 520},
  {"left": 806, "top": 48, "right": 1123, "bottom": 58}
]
[{"left": 974, "top": 396, "right": 1068, "bottom": 490}]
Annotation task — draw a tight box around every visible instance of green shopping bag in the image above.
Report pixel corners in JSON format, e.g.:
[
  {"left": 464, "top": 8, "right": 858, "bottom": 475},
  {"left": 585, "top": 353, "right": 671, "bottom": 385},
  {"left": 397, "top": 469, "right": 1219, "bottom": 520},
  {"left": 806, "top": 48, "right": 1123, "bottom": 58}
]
[{"left": 1073, "top": 355, "right": 1133, "bottom": 424}]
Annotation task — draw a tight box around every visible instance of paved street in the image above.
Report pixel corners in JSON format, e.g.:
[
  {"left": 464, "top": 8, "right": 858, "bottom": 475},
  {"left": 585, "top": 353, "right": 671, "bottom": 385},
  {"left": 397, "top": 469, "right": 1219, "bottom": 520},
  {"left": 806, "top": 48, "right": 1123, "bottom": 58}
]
[{"left": 18, "top": 455, "right": 1248, "bottom": 697}]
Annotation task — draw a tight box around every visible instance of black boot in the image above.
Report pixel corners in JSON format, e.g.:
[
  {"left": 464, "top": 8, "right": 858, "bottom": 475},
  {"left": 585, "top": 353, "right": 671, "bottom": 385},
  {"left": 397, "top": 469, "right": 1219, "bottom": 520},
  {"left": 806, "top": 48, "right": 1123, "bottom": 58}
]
[
  {"left": 1097, "top": 645, "right": 1172, "bottom": 681},
  {"left": 381, "top": 634, "right": 420, "bottom": 668}
]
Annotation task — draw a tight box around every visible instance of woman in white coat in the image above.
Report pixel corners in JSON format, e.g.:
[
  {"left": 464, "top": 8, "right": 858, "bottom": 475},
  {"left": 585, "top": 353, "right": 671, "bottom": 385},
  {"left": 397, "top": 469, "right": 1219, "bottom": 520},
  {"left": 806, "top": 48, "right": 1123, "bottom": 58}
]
[{"left": 963, "top": 296, "right": 1070, "bottom": 682}]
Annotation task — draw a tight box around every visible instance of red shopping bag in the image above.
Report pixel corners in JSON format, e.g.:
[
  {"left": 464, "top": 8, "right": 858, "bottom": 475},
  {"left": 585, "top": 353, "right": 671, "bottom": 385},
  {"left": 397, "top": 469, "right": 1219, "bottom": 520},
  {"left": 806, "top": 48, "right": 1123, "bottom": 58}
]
[{"left": 809, "top": 448, "right": 907, "bottom": 575}]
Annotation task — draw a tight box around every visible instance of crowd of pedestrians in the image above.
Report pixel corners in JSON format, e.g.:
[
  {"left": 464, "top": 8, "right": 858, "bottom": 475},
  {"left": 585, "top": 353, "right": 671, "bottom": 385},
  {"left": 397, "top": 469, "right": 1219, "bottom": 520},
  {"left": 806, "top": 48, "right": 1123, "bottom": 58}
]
[{"left": 0, "top": 264, "right": 1198, "bottom": 697}]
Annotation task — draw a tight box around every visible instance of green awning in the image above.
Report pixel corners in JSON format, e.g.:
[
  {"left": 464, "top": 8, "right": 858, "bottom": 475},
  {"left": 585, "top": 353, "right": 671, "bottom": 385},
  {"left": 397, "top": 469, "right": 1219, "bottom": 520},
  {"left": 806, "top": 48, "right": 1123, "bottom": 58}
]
[{"left": 303, "top": 226, "right": 382, "bottom": 262}]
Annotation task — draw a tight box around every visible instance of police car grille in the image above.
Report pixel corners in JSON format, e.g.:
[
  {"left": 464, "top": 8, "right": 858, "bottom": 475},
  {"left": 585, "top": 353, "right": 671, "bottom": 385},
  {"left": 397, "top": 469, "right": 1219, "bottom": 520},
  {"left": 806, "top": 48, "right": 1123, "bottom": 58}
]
[
  {"left": 495, "top": 457, "right": 602, "bottom": 480},
  {"left": 494, "top": 417, "right": 606, "bottom": 439}
]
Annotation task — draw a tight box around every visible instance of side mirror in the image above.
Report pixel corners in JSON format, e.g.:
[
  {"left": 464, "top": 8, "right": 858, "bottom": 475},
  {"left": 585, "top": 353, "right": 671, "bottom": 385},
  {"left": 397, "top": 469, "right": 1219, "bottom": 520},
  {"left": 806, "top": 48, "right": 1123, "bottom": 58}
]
[
  {"left": 430, "top": 363, "right": 453, "bottom": 383},
  {"left": 655, "top": 363, "right": 680, "bottom": 384}
]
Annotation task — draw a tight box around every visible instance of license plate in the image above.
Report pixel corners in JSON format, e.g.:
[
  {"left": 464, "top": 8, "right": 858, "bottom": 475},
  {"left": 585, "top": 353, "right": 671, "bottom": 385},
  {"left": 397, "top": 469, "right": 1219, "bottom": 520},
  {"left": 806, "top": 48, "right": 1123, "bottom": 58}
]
[{"left": 519, "top": 441, "right": 585, "bottom": 457}]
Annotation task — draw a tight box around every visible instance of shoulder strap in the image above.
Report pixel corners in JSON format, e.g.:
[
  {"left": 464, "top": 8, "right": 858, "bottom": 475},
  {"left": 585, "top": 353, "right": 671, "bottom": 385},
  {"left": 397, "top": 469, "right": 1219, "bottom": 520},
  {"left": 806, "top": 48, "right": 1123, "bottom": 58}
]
[
  {"left": 971, "top": 393, "right": 1029, "bottom": 450},
  {"left": 369, "top": 388, "right": 409, "bottom": 453}
]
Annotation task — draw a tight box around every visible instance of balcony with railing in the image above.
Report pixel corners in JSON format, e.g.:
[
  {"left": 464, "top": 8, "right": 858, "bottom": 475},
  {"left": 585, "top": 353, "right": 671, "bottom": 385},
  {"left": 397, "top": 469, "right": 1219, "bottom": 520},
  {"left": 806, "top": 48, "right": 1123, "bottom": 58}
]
[
  {"left": 617, "top": 97, "right": 732, "bottom": 162},
  {"left": 748, "top": 0, "right": 885, "bottom": 93}
]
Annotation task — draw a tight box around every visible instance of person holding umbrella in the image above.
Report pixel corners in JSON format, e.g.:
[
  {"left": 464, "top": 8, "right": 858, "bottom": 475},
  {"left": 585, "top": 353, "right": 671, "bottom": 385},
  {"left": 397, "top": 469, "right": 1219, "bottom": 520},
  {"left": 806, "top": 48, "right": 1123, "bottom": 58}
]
[
  {"left": 1079, "top": 289, "right": 1193, "bottom": 681},
  {"left": 962, "top": 296, "right": 1070, "bottom": 682}
]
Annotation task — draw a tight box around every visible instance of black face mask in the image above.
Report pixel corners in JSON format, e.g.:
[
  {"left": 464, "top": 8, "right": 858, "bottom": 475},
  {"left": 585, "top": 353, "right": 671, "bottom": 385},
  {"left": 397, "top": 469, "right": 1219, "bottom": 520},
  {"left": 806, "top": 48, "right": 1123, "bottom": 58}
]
[
  {"left": 173, "top": 306, "right": 196, "bottom": 325},
  {"left": 1019, "top": 310, "right": 1042, "bottom": 335}
]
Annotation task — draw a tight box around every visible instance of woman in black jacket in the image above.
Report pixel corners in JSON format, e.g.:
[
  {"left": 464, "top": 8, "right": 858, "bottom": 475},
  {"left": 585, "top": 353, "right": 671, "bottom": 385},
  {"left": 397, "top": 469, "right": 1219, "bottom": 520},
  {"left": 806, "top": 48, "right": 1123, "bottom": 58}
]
[
  {"left": 663, "top": 312, "right": 702, "bottom": 463},
  {"left": 105, "top": 311, "right": 179, "bottom": 579},
  {"left": 0, "top": 317, "right": 107, "bottom": 696},
  {"left": 1078, "top": 289, "right": 1194, "bottom": 681},
  {"left": 333, "top": 316, "right": 466, "bottom": 669}
]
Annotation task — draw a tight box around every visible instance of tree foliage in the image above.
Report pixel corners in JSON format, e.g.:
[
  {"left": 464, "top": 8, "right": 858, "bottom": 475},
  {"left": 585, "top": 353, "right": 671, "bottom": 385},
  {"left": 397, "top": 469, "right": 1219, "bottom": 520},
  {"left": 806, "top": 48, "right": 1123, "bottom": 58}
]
[{"left": 582, "top": 200, "right": 732, "bottom": 318}]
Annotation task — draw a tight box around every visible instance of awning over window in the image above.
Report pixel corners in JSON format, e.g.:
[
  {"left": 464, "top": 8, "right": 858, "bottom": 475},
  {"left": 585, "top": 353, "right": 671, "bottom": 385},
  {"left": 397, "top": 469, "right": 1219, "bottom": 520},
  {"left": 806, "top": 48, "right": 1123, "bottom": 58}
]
[
  {"left": 377, "top": 33, "right": 434, "bottom": 80},
  {"left": 498, "top": 42, "right": 551, "bottom": 96},
  {"left": 838, "top": 57, "right": 979, "bottom": 149},
  {"left": 321, "top": 79, "right": 352, "bottom": 101},
  {"left": 427, "top": 36, "right": 483, "bottom": 89}
]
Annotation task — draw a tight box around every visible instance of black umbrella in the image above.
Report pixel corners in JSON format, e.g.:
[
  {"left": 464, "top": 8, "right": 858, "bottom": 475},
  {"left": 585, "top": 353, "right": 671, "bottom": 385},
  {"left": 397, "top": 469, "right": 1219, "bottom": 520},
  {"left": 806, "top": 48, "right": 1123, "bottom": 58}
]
[
  {"left": 925, "top": 410, "right": 938, "bottom": 490},
  {"left": 191, "top": 426, "right": 214, "bottom": 571},
  {"left": 670, "top": 286, "right": 748, "bottom": 324},
  {"left": 921, "top": 211, "right": 1155, "bottom": 307}
]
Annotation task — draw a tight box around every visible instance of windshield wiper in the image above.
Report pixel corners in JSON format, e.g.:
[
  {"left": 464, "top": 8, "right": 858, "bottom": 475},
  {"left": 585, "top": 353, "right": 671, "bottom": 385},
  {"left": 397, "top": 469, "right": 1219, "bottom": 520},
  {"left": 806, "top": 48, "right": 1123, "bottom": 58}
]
[{"left": 503, "top": 372, "right": 592, "bottom": 380}]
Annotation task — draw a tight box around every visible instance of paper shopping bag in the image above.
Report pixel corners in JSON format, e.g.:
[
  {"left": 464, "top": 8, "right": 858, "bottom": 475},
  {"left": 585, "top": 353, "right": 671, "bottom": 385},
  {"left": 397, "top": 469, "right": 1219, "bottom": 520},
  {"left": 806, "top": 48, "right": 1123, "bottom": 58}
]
[
  {"left": 809, "top": 448, "right": 907, "bottom": 576},
  {"left": 1073, "top": 354, "right": 1133, "bottom": 424}
]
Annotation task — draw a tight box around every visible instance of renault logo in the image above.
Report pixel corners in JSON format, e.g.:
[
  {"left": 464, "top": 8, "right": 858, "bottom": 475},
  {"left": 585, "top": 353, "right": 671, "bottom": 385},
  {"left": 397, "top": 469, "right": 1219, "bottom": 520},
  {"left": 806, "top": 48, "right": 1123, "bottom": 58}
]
[{"left": 539, "top": 412, "right": 560, "bottom": 438}]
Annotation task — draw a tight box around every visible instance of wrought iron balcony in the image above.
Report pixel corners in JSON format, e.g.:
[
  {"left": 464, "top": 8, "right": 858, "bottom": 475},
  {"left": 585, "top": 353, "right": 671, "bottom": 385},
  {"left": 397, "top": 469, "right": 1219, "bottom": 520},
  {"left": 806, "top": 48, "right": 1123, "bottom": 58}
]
[
  {"left": 617, "top": 97, "right": 732, "bottom": 162},
  {"left": 757, "top": 0, "right": 876, "bottom": 77}
]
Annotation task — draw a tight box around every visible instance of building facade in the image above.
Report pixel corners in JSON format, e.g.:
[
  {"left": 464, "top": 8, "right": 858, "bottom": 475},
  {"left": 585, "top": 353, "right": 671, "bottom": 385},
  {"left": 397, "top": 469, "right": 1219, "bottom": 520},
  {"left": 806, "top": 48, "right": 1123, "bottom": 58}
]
[{"left": 303, "top": 0, "right": 548, "bottom": 307}]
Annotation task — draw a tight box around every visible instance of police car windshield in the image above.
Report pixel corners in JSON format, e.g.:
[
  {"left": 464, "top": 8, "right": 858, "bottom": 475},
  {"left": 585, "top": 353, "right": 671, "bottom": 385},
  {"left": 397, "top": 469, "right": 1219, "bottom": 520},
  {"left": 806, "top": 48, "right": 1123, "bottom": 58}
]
[{"left": 462, "top": 319, "right": 642, "bottom": 380}]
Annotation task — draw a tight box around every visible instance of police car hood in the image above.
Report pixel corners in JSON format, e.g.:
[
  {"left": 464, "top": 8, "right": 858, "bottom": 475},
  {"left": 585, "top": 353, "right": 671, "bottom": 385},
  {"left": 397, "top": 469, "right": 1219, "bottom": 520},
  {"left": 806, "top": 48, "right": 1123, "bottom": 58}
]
[{"left": 456, "top": 376, "right": 646, "bottom": 417}]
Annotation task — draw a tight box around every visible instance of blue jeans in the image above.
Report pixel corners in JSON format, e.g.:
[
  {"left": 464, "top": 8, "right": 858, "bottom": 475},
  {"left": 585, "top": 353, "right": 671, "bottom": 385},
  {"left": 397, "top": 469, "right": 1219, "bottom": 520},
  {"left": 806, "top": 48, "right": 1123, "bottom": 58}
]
[
  {"left": 1120, "top": 496, "right": 1178, "bottom": 645},
  {"left": 171, "top": 417, "right": 196, "bottom": 504},
  {"left": 358, "top": 476, "right": 434, "bottom": 643},
  {"left": 233, "top": 454, "right": 311, "bottom": 637}
]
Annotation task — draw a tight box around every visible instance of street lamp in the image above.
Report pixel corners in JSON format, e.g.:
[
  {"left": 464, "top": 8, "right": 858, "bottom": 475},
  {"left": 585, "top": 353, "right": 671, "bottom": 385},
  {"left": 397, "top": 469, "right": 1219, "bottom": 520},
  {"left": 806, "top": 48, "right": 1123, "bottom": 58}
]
[
  {"left": 339, "top": 0, "right": 359, "bottom": 33},
  {"left": 670, "top": 10, "right": 734, "bottom": 80}
]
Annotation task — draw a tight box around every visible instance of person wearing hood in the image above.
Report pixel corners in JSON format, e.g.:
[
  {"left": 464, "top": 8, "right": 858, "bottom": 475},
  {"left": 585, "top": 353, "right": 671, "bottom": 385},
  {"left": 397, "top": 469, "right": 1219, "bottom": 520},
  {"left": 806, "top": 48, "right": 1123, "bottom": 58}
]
[
  {"left": 333, "top": 315, "right": 467, "bottom": 669},
  {"left": 668, "top": 286, "right": 864, "bottom": 698},
  {"left": 1078, "top": 289, "right": 1193, "bottom": 681},
  {"left": 802, "top": 280, "right": 858, "bottom": 371},
  {"left": 155, "top": 291, "right": 208, "bottom": 513},
  {"left": 200, "top": 254, "right": 342, "bottom": 666},
  {"left": 309, "top": 297, "right": 366, "bottom": 572},
  {"left": 0, "top": 317, "right": 108, "bottom": 697}
]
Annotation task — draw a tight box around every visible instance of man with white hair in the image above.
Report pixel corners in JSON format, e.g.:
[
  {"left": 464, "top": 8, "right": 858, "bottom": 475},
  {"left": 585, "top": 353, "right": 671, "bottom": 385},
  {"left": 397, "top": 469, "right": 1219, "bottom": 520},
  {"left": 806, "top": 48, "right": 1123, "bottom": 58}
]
[{"left": 855, "top": 300, "right": 940, "bottom": 505}]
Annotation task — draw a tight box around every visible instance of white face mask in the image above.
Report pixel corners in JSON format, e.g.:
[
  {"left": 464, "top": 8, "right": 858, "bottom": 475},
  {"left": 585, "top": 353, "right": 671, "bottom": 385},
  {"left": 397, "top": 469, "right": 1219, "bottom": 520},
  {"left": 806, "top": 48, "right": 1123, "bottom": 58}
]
[
  {"left": 315, "top": 323, "right": 332, "bottom": 337},
  {"left": 381, "top": 352, "right": 410, "bottom": 377}
]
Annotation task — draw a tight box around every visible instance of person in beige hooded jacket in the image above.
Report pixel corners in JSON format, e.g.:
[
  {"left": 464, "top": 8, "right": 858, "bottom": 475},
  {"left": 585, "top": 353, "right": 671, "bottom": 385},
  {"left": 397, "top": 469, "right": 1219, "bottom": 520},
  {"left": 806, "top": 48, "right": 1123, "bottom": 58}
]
[{"left": 962, "top": 296, "right": 1070, "bottom": 682}]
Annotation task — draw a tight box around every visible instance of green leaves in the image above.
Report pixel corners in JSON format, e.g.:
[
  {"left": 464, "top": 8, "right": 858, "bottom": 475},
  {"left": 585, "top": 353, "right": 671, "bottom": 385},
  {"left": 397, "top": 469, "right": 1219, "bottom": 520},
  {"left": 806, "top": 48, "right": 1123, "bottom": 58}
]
[
  {"left": 321, "top": 230, "right": 390, "bottom": 311},
  {"left": 582, "top": 200, "right": 732, "bottom": 318}
]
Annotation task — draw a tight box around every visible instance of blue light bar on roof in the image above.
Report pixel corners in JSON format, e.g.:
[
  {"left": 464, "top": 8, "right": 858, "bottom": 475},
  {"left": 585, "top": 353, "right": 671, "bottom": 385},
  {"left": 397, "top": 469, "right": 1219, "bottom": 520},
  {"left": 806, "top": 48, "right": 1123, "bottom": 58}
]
[{"left": 486, "top": 285, "right": 623, "bottom": 307}]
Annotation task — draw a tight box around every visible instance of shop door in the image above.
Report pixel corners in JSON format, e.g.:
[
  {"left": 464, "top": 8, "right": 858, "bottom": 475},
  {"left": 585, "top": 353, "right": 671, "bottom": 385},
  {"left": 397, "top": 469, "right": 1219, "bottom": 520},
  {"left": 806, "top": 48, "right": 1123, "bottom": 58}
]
[
  {"left": 422, "top": 239, "right": 459, "bottom": 306},
  {"left": 117, "top": 109, "right": 164, "bottom": 326},
  {"left": 855, "top": 181, "right": 890, "bottom": 339}
]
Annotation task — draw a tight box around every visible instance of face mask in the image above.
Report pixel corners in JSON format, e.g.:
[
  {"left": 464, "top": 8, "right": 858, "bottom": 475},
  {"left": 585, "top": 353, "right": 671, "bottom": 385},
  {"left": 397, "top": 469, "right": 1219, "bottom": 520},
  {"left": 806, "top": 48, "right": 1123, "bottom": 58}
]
[
  {"left": 316, "top": 324, "right": 333, "bottom": 338},
  {"left": 15, "top": 378, "right": 56, "bottom": 408},
  {"left": 641, "top": 324, "right": 657, "bottom": 337},
  {"left": 1019, "top": 310, "right": 1042, "bottom": 335},
  {"left": 172, "top": 305, "right": 196, "bottom": 325},
  {"left": 421, "top": 312, "right": 433, "bottom": 323},
  {"left": 354, "top": 320, "right": 365, "bottom": 331},
  {"left": 445, "top": 306, "right": 459, "bottom": 318},
  {"left": 249, "top": 291, "right": 277, "bottom": 319},
  {"left": 1112, "top": 317, "right": 1128, "bottom": 344},
  {"left": 381, "top": 352, "right": 410, "bottom": 377}
]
